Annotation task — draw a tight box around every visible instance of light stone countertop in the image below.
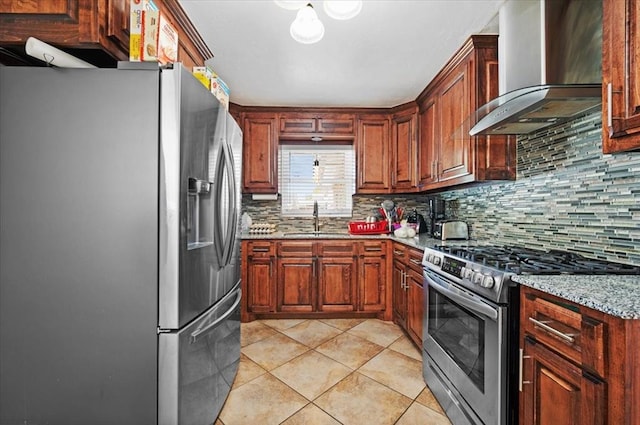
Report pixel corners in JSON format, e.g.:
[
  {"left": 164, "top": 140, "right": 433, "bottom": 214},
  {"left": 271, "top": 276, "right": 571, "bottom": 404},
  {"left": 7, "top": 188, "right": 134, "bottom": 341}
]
[{"left": 513, "top": 274, "right": 640, "bottom": 319}]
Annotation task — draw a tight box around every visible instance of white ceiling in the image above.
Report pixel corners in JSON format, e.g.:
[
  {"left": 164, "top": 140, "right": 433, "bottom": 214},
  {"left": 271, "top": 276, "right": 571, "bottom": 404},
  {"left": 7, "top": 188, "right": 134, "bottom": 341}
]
[{"left": 178, "top": 0, "right": 504, "bottom": 108}]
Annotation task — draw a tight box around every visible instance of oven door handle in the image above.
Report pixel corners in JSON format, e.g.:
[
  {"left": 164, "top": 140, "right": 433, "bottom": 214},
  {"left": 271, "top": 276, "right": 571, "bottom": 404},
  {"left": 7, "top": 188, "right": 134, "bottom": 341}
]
[{"left": 424, "top": 269, "right": 498, "bottom": 321}]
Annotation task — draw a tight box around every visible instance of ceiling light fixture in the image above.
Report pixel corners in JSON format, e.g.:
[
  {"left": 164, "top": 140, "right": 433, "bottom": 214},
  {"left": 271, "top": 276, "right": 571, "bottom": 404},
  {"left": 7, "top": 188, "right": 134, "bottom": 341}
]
[
  {"left": 276, "top": 0, "right": 362, "bottom": 44},
  {"left": 290, "top": 3, "right": 325, "bottom": 44},
  {"left": 274, "top": 0, "right": 308, "bottom": 10},
  {"left": 323, "top": 0, "right": 362, "bottom": 20}
]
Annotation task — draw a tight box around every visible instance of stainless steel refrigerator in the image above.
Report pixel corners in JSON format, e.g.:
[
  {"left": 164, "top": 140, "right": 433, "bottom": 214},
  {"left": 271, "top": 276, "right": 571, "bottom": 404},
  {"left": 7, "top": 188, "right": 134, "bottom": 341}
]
[{"left": 0, "top": 63, "right": 242, "bottom": 425}]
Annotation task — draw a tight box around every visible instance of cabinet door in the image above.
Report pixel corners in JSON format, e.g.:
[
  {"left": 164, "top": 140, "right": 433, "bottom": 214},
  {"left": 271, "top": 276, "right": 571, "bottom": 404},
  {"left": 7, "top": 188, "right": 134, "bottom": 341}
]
[
  {"left": 318, "top": 257, "right": 357, "bottom": 312},
  {"left": 246, "top": 257, "right": 276, "bottom": 313},
  {"left": 391, "top": 108, "right": 418, "bottom": 191},
  {"left": 0, "top": 0, "right": 128, "bottom": 62},
  {"left": 392, "top": 258, "right": 407, "bottom": 328},
  {"left": 406, "top": 269, "right": 424, "bottom": 347},
  {"left": 438, "top": 61, "right": 472, "bottom": 183},
  {"left": 317, "top": 114, "right": 355, "bottom": 135},
  {"left": 280, "top": 114, "right": 317, "bottom": 134},
  {"left": 242, "top": 113, "right": 278, "bottom": 193},
  {"left": 277, "top": 257, "right": 316, "bottom": 312},
  {"left": 602, "top": 0, "right": 640, "bottom": 153},
  {"left": 359, "top": 254, "right": 386, "bottom": 312},
  {"left": 520, "top": 337, "right": 606, "bottom": 425},
  {"left": 356, "top": 116, "right": 390, "bottom": 193},
  {"left": 417, "top": 96, "right": 438, "bottom": 188},
  {"left": 0, "top": 0, "right": 212, "bottom": 67}
]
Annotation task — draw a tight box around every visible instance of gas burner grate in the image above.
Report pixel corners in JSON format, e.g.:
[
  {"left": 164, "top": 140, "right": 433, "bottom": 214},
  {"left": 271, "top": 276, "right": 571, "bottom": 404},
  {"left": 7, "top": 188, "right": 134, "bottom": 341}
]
[{"left": 431, "top": 245, "right": 640, "bottom": 275}]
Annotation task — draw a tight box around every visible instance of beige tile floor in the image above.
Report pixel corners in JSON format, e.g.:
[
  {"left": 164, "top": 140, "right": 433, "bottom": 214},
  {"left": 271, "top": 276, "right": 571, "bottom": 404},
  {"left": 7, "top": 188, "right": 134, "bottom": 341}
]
[{"left": 215, "top": 318, "right": 452, "bottom": 425}]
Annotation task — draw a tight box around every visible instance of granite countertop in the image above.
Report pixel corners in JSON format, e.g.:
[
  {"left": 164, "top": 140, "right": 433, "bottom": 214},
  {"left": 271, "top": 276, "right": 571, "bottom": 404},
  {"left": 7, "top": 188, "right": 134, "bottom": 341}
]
[
  {"left": 513, "top": 275, "right": 640, "bottom": 319},
  {"left": 241, "top": 231, "right": 465, "bottom": 250}
]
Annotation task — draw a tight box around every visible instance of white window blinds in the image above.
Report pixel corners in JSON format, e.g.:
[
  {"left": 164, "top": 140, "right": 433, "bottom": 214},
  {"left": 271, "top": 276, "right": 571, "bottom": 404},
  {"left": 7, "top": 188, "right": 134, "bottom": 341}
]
[{"left": 279, "top": 145, "right": 355, "bottom": 217}]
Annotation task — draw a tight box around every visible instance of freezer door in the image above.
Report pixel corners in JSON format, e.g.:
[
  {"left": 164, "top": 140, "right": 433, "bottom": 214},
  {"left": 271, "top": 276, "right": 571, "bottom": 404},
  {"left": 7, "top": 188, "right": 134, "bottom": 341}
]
[
  {"left": 158, "top": 283, "right": 241, "bottom": 425},
  {"left": 159, "top": 65, "right": 228, "bottom": 329}
]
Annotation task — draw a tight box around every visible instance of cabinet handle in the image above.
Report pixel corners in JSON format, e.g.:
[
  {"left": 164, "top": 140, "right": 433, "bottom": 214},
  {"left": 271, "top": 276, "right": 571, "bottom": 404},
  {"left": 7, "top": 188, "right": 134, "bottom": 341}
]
[
  {"left": 393, "top": 250, "right": 403, "bottom": 256},
  {"left": 365, "top": 246, "right": 382, "bottom": 252},
  {"left": 252, "top": 247, "right": 270, "bottom": 252},
  {"left": 402, "top": 271, "right": 409, "bottom": 290},
  {"left": 409, "top": 258, "right": 422, "bottom": 266},
  {"left": 607, "top": 82, "right": 612, "bottom": 129},
  {"left": 528, "top": 317, "right": 575, "bottom": 343},
  {"left": 518, "top": 348, "right": 532, "bottom": 391}
]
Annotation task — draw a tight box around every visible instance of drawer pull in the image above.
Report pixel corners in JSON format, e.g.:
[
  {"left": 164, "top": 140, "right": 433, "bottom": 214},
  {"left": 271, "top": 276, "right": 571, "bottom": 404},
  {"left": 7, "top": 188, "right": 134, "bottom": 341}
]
[
  {"left": 393, "top": 250, "right": 404, "bottom": 256},
  {"left": 529, "top": 317, "right": 575, "bottom": 343},
  {"left": 252, "top": 247, "right": 270, "bottom": 252},
  {"left": 409, "top": 259, "right": 422, "bottom": 265},
  {"left": 365, "top": 247, "right": 382, "bottom": 251}
]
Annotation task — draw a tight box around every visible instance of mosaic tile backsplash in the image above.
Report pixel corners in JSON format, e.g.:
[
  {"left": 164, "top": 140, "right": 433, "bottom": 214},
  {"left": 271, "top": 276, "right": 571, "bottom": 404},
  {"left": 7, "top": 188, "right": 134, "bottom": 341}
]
[{"left": 242, "top": 111, "right": 640, "bottom": 265}]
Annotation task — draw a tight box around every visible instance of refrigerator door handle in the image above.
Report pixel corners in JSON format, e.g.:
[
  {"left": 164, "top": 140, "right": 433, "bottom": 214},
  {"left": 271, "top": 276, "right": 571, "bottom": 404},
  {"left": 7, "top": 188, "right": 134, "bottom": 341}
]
[
  {"left": 213, "top": 139, "right": 227, "bottom": 267},
  {"left": 222, "top": 140, "right": 238, "bottom": 266},
  {"left": 190, "top": 288, "right": 241, "bottom": 344}
]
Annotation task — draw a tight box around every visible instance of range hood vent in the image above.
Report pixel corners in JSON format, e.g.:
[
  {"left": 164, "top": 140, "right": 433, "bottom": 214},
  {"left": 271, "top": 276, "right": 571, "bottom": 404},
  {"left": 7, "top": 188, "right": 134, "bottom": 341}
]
[{"left": 470, "top": 0, "right": 602, "bottom": 136}]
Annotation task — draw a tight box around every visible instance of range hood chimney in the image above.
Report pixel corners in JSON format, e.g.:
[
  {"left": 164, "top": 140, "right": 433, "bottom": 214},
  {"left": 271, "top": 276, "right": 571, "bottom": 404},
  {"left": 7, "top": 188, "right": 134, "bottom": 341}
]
[{"left": 470, "top": 0, "right": 602, "bottom": 136}]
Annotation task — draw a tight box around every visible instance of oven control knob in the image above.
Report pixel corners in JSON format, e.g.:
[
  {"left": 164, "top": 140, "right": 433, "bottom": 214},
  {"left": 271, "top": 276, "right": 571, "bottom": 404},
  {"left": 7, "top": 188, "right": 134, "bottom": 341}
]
[
  {"left": 461, "top": 267, "right": 473, "bottom": 280},
  {"left": 473, "top": 272, "right": 484, "bottom": 285},
  {"left": 481, "top": 275, "right": 496, "bottom": 288},
  {"left": 431, "top": 256, "right": 441, "bottom": 266}
]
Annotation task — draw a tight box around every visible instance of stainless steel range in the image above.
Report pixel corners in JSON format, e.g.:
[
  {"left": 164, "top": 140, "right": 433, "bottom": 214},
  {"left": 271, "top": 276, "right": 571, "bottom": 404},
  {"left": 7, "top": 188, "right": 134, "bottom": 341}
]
[{"left": 421, "top": 244, "right": 640, "bottom": 425}]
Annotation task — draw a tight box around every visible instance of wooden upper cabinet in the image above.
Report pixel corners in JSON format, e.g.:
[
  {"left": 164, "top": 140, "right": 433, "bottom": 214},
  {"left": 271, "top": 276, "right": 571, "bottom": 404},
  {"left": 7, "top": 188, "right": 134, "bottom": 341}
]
[
  {"left": 416, "top": 35, "right": 516, "bottom": 190},
  {"left": 279, "top": 112, "right": 355, "bottom": 141},
  {"left": 356, "top": 114, "right": 390, "bottom": 193},
  {"left": 602, "top": 0, "right": 640, "bottom": 153},
  {"left": 437, "top": 61, "right": 471, "bottom": 183},
  {"left": 242, "top": 112, "right": 278, "bottom": 193},
  {"left": 391, "top": 105, "right": 418, "bottom": 192},
  {"left": 0, "top": 0, "right": 212, "bottom": 68},
  {"left": 418, "top": 95, "right": 438, "bottom": 188}
]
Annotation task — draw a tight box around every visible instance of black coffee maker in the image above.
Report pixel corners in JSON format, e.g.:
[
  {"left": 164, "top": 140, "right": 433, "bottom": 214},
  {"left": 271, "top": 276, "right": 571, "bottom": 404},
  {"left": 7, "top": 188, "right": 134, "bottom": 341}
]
[
  {"left": 406, "top": 209, "right": 428, "bottom": 233},
  {"left": 428, "top": 198, "right": 445, "bottom": 236}
]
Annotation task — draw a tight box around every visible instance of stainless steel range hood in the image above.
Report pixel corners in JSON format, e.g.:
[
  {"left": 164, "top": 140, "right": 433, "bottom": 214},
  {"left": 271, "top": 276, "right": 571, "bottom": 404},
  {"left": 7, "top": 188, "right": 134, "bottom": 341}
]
[{"left": 470, "top": 0, "right": 602, "bottom": 136}]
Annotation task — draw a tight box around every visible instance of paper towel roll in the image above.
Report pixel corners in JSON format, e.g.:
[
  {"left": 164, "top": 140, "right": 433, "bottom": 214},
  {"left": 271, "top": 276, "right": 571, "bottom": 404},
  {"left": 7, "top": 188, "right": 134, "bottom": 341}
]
[{"left": 25, "top": 37, "right": 96, "bottom": 68}]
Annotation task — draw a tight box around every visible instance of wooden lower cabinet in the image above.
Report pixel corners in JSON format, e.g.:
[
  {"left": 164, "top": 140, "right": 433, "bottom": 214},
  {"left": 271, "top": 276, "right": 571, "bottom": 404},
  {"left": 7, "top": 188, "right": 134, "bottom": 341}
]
[
  {"left": 318, "top": 256, "right": 357, "bottom": 312},
  {"left": 520, "top": 286, "right": 640, "bottom": 425},
  {"left": 521, "top": 336, "right": 606, "bottom": 425},
  {"left": 392, "top": 242, "right": 424, "bottom": 347},
  {"left": 241, "top": 241, "right": 276, "bottom": 321},
  {"left": 277, "top": 256, "right": 315, "bottom": 313},
  {"left": 359, "top": 251, "right": 387, "bottom": 312},
  {"left": 392, "top": 254, "right": 408, "bottom": 329},
  {"left": 406, "top": 268, "right": 424, "bottom": 347},
  {"left": 242, "top": 239, "right": 388, "bottom": 321}
]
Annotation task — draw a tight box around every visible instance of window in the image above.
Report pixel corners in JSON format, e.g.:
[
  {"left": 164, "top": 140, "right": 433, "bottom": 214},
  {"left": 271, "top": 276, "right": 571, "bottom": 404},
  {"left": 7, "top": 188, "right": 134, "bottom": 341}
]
[{"left": 279, "top": 145, "right": 355, "bottom": 217}]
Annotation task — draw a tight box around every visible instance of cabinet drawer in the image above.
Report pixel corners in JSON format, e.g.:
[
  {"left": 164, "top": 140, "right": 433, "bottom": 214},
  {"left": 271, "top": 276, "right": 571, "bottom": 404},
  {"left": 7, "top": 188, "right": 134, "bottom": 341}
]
[
  {"left": 359, "top": 240, "right": 386, "bottom": 257},
  {"left": 246, "top": 241, "right": 274, "bottom": 257},
  {"left": 318, "top": 241, "right": 356, "bottom": 257},
  {"left": 392, "top": 243, "right": 407, "bottom": 260},
  {"left": 277, "top": 241, "right": 314, "bottom": 257},
  {"left": 522, "top": 288, "right": 606, "bottom": 377},
  {"left": 407, "top": 248, "right": 423, "bottom": 273}
]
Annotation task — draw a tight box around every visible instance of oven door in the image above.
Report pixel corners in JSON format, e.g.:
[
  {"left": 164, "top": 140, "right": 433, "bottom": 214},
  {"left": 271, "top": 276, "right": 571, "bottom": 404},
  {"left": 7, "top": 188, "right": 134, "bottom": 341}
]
[{"left": 422, "top": 268, "right": 507, "bottom": 425}]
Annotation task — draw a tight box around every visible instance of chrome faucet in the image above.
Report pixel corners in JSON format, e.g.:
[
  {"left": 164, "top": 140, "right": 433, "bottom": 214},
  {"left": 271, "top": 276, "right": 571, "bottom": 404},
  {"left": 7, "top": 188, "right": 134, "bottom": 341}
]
[{"left": 313, "top": 200, "right": 320, "bottom": 232}]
